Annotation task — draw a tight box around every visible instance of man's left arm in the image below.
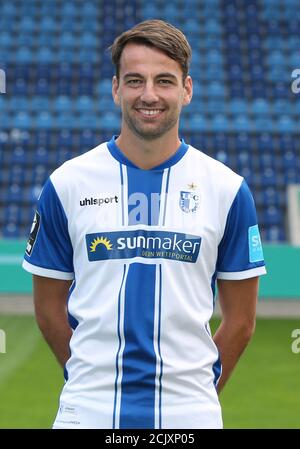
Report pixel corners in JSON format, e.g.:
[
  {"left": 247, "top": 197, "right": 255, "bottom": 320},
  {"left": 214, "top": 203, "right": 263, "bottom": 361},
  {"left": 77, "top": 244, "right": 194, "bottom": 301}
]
[{"left": 213, "top": 276, "right": 259, "bottom": 394}]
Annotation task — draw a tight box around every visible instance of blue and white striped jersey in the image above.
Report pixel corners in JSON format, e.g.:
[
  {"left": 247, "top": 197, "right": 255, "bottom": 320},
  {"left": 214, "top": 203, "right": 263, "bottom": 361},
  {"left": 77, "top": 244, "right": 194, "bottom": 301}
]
[{"left": 23, "top": 136, "right": 266, "bottom": 429}]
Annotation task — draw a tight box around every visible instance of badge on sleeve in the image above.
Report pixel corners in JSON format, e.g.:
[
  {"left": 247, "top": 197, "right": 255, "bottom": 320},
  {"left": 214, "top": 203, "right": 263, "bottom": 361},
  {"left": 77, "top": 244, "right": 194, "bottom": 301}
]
[
  {"left": 26, "top": 210, "right": 41, "bottom": 256},
  {"left": 248, "top": 225, "right": 264, "bottom": 263}
]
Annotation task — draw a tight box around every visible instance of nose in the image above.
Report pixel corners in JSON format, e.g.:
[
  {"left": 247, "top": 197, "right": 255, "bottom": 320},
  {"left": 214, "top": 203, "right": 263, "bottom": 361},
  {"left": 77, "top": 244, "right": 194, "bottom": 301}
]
[{"left": 140, "top": 81, "right": 159, "bottom": 104}]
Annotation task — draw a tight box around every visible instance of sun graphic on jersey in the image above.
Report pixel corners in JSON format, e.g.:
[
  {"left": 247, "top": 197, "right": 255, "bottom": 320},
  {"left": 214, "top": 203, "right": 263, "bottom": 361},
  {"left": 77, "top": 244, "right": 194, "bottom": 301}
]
[{"left": 89, "top": 236, "right": 113, "bottom": 252}]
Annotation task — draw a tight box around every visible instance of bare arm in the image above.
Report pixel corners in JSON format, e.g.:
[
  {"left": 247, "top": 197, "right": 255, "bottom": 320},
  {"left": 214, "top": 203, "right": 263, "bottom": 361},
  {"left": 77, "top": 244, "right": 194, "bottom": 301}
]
[
  {"left": 213, "top": 276, "right": 259, "bottom": 394},
  {"left": 33, "top": 274, "right": 73, "bottom": 368}
]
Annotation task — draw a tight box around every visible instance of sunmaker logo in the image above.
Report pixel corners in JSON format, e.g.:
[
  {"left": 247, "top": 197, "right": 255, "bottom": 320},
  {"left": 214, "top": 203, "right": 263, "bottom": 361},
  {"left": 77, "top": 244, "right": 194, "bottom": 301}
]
[{"left": 86, "top": 230, "right": 201, "bottom": 263}]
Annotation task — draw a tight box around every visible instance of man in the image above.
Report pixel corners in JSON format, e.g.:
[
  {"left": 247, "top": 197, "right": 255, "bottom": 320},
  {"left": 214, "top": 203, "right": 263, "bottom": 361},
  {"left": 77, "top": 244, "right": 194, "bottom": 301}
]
[{"left": 23, "top": 20, "right": 266, "bottom": 429}]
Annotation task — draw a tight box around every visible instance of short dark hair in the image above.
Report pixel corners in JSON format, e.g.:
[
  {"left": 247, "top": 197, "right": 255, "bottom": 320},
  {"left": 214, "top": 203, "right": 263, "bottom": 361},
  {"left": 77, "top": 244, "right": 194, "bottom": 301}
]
[{"left": 109, "top": 19, "right": 192, "bottom": 81}]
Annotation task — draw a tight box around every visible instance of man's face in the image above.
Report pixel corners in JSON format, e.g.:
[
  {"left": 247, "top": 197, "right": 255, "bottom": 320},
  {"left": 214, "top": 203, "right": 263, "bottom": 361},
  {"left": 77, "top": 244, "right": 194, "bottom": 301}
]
[{"left": 112, "top": 43, "right": 192, "bottom": 140}]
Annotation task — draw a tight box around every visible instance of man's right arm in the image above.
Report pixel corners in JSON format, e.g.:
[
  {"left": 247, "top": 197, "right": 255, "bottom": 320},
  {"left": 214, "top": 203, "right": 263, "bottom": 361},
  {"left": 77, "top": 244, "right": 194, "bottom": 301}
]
[{"left": 33, "top": 274, "right": 73, "bottom": 368}]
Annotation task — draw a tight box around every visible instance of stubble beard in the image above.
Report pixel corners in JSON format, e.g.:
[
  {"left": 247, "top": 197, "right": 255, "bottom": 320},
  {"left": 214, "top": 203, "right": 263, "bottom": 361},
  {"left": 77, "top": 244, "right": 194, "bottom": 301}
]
[{"left": 123, "top": 106, "right": 179, "bottom": 141}]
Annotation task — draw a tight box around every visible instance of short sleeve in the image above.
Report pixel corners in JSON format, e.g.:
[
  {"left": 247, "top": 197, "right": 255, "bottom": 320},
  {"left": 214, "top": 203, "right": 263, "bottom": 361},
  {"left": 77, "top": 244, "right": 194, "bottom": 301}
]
[
  {"left": 216, "top": 179, "right": 266, "bottom": 280},
  {"left": 22, "top": 177, "right": 74, "bottom": 280}
]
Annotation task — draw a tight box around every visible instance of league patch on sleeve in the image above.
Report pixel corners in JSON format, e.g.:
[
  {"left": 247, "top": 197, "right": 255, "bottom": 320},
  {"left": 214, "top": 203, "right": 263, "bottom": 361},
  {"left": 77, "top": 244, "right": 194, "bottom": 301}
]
[
  {"left": 26, "top": 210, "right": 41, "bottom": 256},
  {"left": 248, "top": 225, "right": 264, "bottom": 263}
]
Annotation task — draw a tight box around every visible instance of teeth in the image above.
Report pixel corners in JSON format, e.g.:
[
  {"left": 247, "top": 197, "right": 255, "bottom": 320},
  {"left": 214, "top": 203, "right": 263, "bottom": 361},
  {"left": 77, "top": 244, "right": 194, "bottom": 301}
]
[{"left": 139, "top": 109, "right": 162, "bottom": 115}]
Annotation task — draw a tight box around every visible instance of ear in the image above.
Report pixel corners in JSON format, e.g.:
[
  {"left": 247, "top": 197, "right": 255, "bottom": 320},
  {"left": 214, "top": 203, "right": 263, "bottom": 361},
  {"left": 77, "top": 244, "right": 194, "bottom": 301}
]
[
  {"left": 112, "top": 76, "right": 120, "bottom": 106},
  {"left": 182, "top": 75, "right": 193, "bottom": 106}
]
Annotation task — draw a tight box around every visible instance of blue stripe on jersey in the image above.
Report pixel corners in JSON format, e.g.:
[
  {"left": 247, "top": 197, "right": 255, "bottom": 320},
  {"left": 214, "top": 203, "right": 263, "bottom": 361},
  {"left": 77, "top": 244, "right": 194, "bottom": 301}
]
[
  {"left": 118, "top": 166, "right": 164, "bottom": 428},
  {"left": 212, "top": 355, "right": 222, "bottom": 388},
  {"left": 113, "top": 264, "right": 127, "bottom": 429},
  {"left": 120, "top": 263, "right": 157, "bottom": 428},
  {"left": 65, "top": 280, "right": 78, "bottom": 382},
  {"left": 127, "top": 167, "right": 163, "bottom": 226},
  {"left": 157, "top": 264, "right": 163, "bottom": 428},
  {"left": 67, "top": 280, "right": 78, "bottom": 330},
  {"left": 119, "top": 163, "right": 125, "bottom": 226},
  {"left": 162, "top": 168, "right": 171, "bottom": 226},
  {"left": 217, "top": 179, "right": 265, "bottom": 273},
  {"left": 24, "top": 178, "right": 73, "bottom": 273}
]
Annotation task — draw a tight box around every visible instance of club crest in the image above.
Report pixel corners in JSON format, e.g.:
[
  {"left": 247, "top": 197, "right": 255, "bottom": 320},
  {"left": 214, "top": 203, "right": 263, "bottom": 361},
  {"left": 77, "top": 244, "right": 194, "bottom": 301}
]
[{"left": 179, "top": 191, "right": 200, "bottom": 213}]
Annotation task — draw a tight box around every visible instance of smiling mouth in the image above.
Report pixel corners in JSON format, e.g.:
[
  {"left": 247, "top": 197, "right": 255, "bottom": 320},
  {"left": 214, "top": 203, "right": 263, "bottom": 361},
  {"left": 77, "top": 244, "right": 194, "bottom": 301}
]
[{"left": 135, "top": 108, "right": 165, "bottom": 118}]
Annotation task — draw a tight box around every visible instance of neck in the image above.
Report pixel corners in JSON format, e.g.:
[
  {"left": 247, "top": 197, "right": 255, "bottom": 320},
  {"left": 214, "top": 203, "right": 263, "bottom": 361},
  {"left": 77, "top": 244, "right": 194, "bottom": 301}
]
[{"left": 115, "top": 127, "right": 181, "bottom": 170}]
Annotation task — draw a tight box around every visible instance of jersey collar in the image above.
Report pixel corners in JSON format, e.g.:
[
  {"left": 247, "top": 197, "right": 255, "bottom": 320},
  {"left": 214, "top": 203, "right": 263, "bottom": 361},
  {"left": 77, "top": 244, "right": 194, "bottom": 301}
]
[{"left": 107, "top": 135, "right": 189, "bottom": 170}]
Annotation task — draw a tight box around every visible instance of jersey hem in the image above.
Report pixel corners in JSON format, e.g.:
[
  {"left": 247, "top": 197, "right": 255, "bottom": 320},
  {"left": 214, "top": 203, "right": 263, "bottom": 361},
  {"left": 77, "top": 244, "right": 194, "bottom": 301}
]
[
  {"left": 217, "top": 266, "right": 266, "bottom": 280},
  {"left": 22, "top": 259, "right": 74, "bottom": 280}
]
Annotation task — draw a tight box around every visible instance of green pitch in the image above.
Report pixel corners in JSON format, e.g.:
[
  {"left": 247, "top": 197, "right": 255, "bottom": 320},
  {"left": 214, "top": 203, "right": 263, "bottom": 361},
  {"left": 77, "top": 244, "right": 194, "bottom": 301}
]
[{"left": 0, "top": 315, "right": 299, "bottom": 428}]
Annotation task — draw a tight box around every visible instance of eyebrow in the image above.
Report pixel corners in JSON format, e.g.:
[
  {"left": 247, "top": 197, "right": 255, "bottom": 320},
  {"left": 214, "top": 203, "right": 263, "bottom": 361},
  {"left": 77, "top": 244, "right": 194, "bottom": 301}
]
[{"left": 123, "top": 72, "right": 178, "bottom": 80}]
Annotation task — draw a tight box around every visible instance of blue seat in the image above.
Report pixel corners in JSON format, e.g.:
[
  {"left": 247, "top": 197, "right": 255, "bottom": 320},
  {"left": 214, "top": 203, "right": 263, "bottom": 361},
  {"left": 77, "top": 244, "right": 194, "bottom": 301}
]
[
  {"left": 36, "top": 47, "right": 54, "bottom": 63},
  {"left": 99, "top": 112, "right": 120, "bottom": 131},
  {"left": 283, "top": 151, "right": 297, "bottom": 169},
  {"left": 14, "top": 112, "right": 32, "bottom": 129},
  {"left": 59, "top": 32, "right": 76, "bottom": 48},
  {"left": 75, "top": 112, "right": 96, "bottom": 130},
  {"left": 229, "top": 99, "right": 248, "bottom": 115},
  {"left": 30, "top": 97, "right": 50, "bottom": 112},
  {"left": 75, "top": 96, "right": 94, "bottom": 113},
  {"left": 261, "top": 168, "right": 277, "bottom": 187},
  {"left": 262, "top": 206, "right": 282, "bottom": 226},
  {"left": 8, "top": 96, "right": 29, "bottom": 112},
  {"left": 273, "top": 82, "right": 288, "bottom": 98},
  {"left": 211, "top": 114, "right": 230, "bottom": 132},
  {"left": 35, "top": 112, "right": 54, "bottom": 129},
  {"left": 205, "top": 50, "right": 223, "bottom": 65},
  {"left": 6, "top": 183, "right": 22, "bottom": 202},
  {"left": 206, "top": 81, "right": 225, "bottom": 98},
  {"left": 96, "top": 79, "right": 112, "bottom": 96},
  {"left": 251, "top": 98, "right": 270, "bottom": 116},
  {"left": 183, "top": 114, "right": 210, "bottom": 132},
  {"left": 15, "top": 47, "right": 33, "bottom": 63},
  {"left": 53, "top": 96, "right": 73, "bottom": 113},
  {"left": 56, "top": 80, "right": 72, "bottom": 96},
  {"left": 97, "top": 96, "right": 115, "bottom": 113},
  {"left": 55, "top": 113, "right": 76, "bottom": 129},
  {"left": 272, "top": 99, "right": 291, "bottom": 115},
  {"left": 81, "top": 33, "right": 97, "bottom": 48},
  {"left": 256, "top": 133, "right": 275, "bottom": 151},
  {"left": 19, "top": 17, "right": 36, "bottom": 32},
  {"left": 35, "top": 147, "right": 49, "bottom": 164},
  {"left": 285, "top": 168, "right": 300, "bottom": 184},
  {"left": 35, "top": 78, "right": 50, "bottom": 96},
  {"left": 254, "top": 116, "right": 275, "bottom": 132},
  {"left": 40, "top": 17, "right": 57, "bottom": 32},
  {"left": 229, "top": 82, "right": 245, "bottom": 98},
  {"left": 232, "top": 115, "right": 252, "bottom": 132},
  {"left": 206, "top": 100, "right": 226, "bottom": 115},
  {"left": 265, "top": 226, "right": 286, "bottom": 242},
  {"left": 79, "top": 130, "right": 97, "bottom": 149},
  {"left": 2, "top": 223, "right": 22, "bottom": 238},
  {"left": 276, "top": 116, "right": 296, "bottom": 133}
]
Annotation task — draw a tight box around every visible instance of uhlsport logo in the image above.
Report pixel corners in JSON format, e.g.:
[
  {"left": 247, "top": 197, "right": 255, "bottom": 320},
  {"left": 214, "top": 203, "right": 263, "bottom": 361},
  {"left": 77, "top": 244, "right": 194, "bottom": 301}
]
[
  {"left": 86, "top": 230, "right": 201, "bottom": 263},
  {"left": 179, "top": 191, "right": 200, "bottom": 213}
]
